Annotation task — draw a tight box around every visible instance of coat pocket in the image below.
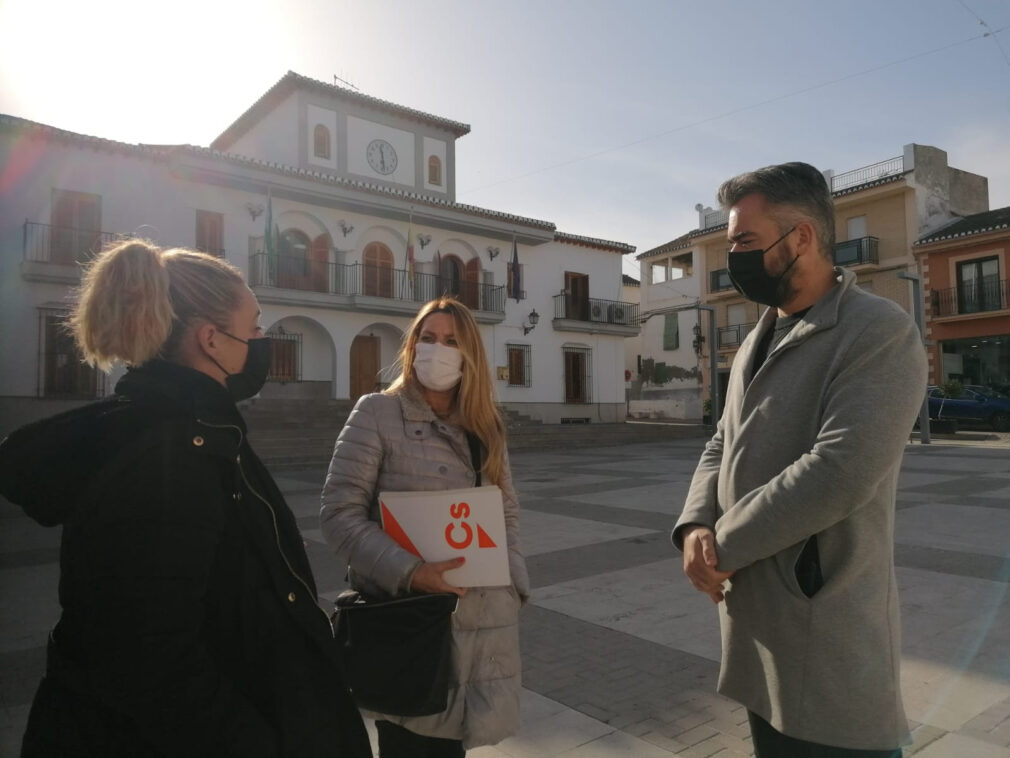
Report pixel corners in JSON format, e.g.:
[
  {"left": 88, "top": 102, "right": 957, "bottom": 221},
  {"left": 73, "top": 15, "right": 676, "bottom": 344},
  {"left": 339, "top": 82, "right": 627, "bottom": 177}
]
[{"left": 793, "top": 535, "right": 824, "bottom": 599}]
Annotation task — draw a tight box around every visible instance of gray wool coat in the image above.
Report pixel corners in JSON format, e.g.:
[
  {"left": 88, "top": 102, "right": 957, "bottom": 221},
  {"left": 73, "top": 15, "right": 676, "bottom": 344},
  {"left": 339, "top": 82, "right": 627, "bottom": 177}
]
[
  {"left": 674, "top": 268, "right": 927, "bottom": 750},
  {"left": 320, "top": 384, "right": 529, "bottom": 749}
]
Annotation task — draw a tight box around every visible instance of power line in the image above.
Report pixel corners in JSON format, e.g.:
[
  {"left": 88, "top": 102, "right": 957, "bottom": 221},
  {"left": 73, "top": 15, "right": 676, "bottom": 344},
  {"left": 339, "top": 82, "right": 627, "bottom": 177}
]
[
  {"left": 460, "top": 25, "right": 1007, "bottom": 197},
  {"left": 955, "top": 0, "right": 1010, "bottom": 69}
]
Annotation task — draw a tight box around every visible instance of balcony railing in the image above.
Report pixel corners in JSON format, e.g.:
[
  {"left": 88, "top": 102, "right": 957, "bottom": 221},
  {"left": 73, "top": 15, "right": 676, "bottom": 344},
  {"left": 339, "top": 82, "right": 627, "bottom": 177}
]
[
  {"left": 833, "top": 236, "right": 879, "bottom": 267},
  {"left": 249, "top": 253, "right": 505, "bottom": 313},
  {"left": 551, "top": 294, "right": 639, "bottom": 326},
  {"left": 710, "top": 268, "right": 734, "bottom": 293},
  {"left": 931, "top": 279, "right": 1010, "bottom": 317},
  {"left": 24, "top": 221, "right": 124, "bottom": 265},
  {"left": 703, "top": 208, "right": 728, "bottom": 229},
  {"left": 830, "top": 156, "right": 904, "bottom": 192},
  {"left": 717, "top": 321, "right": 757, "bottom": 349}
]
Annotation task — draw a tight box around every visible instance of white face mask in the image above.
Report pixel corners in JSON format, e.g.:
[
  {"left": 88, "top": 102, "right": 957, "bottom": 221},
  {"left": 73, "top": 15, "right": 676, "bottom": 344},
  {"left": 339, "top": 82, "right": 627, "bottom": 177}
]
[{"left": 413, "top": 342, "right": 463, "bottom": 392}]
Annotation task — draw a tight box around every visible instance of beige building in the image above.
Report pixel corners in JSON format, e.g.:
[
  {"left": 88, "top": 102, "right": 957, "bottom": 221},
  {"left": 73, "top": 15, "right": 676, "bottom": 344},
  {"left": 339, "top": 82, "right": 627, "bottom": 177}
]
[{"left": 689, "top": 144, "right": 989, "bottom": 408}]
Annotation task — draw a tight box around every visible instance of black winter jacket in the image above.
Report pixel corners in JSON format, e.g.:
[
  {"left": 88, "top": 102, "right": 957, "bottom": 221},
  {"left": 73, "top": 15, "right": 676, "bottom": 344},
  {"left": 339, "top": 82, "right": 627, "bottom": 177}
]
[{"left": 0, "top": 361, "right": 371, "bottom": 758}]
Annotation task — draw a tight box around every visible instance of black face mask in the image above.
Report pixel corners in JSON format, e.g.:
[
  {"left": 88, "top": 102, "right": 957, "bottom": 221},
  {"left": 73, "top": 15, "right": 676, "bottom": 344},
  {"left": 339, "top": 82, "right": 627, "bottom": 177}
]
[
  {"left": 212, "top": 330, "right": 272, "bottom": 401},
  {"left": 727, "top": 226, "right": 798, "bottom": 307}
]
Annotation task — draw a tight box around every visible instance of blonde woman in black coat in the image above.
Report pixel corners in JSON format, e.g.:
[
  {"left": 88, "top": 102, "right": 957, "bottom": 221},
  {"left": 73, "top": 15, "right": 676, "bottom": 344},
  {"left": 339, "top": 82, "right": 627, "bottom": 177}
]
[{"left": 0, "top": 240, "right": 371, "bottom": 758}]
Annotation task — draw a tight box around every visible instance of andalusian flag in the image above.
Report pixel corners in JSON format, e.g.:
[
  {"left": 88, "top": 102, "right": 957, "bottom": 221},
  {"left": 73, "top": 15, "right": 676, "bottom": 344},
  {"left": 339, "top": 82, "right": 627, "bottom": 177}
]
[
  {"left": 264, "top": 190, "right": 277, "bottom": 282},
  {"left": 510, "top": 236, "right": 521, "bottom": 302}
]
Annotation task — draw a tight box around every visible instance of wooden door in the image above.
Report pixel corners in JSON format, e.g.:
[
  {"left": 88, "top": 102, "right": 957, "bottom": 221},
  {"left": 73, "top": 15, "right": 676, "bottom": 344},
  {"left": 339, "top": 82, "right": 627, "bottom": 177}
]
[
  {"left": 463, "top": 258, "right": 481, "bottom": 309},
  {"left": 350, "top": 335, "right": 379, "bottom": 401},
  {"left": 565, "top": 272, "right": 589, "bottom": 320},
  {"left": 309, "top": 234, "right": 330, "bottom": 293},
  {"left": 564, "top": 350, "right": 586, "bottom": 403}
]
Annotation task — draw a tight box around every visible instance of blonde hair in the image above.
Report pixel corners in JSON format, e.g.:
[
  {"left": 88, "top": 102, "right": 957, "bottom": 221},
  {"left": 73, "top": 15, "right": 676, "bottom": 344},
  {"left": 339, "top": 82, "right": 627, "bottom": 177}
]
[
  {"left": 70, "top": 238, "right": 246, "bottom": 371},
  {"left": 388, "top": 298, "right": 508, "bottom": 487}
]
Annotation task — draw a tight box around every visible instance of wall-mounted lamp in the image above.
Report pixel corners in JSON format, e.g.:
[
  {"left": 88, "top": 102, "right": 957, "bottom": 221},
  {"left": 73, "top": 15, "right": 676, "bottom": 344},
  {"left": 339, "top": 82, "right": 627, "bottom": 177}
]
[
  {"left": 417, "top": 234, "right": 432, "bottom": 249},
  {"left": 692, "top": 321, "right": 705, "bottom": 357},
  {"left": 522, "top": 309, "right": 540, "bottom": 336},
  {"left": 487, "top": 246, "right": 500, "bottom": 261},
  {"left": 245, "top": 202, "right": 264, "bottom": 221},
  {"left": 338, "top": 219, "right": 354, "bottom": 237}
]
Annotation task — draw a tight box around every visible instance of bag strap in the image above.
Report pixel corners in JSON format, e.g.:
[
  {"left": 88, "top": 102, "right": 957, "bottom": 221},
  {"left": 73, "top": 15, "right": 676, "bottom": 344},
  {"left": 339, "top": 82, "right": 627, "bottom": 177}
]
[{"left": 465, "top": 432, "right": 482, "bottom": 487}]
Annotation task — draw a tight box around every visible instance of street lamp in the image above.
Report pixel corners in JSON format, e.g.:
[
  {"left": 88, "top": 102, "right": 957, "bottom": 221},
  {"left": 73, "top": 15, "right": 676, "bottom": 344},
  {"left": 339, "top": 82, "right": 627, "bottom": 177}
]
[
  {"left": 522, "top": 309, "right": 540, "bottom": 336},
  {"left": 692, "top": 321, "right": 705, "bottom": 357}
]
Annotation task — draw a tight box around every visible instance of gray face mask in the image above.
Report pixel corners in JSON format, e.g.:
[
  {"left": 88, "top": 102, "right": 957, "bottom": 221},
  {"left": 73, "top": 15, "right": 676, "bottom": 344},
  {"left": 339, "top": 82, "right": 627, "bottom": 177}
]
[{"left": 727, "top": 226, "right": 797, "bottom": 307}]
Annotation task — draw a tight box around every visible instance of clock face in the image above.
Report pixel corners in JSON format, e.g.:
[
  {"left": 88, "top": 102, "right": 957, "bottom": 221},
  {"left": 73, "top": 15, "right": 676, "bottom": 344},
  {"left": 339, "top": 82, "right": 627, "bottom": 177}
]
[{"left": 366, "top": 139, "right": 398, "bottom": 175}]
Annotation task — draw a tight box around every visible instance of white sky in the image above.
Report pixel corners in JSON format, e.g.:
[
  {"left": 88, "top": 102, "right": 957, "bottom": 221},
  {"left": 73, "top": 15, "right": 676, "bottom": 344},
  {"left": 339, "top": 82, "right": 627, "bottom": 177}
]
[{"left": 2, "top": 0, "right": 1008, "bottom": 279}]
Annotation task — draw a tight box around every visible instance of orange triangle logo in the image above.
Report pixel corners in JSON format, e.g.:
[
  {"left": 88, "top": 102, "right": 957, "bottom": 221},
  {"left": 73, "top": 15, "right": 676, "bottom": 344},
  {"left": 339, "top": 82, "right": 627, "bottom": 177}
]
[
  {"left": 380, "top": 502, "right": 423, "bottom": 558},
  {"left": 476, "top": 524, "right": 497, "bottom": 549}
]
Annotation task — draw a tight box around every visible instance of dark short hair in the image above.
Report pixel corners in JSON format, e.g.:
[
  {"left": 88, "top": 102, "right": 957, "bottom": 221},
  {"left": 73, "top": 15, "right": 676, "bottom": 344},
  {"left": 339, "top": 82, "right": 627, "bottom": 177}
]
[{"left": 717, "top": 162, "right": 835, "bottom": 258}]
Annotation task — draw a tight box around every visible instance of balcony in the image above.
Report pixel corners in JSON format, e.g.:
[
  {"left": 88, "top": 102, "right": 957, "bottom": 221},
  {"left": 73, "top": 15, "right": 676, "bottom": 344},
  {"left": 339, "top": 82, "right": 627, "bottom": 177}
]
[
  {"left": 717, "top": 321, "right": 757, "bottom": 349},
  {"left": 248, "top": 253, "right": 506, "bottom": 320},
  {"left": 830, "top": 156, "right": 904, "bottom": 192},
  {"left": 833, "top": 236, "right": 879, "bottom": 267},
  {"left": 21, "top": 221, "right": 125, "bottom": 284},
  {"left": 550, "top": 294, "right": 640, "bottom": 336},
  {"left": 931, "top": 279, "right": 1010, "bottom": 318},
  {"left": 710, "top": 268, "right": 735, "bottom": 294}
]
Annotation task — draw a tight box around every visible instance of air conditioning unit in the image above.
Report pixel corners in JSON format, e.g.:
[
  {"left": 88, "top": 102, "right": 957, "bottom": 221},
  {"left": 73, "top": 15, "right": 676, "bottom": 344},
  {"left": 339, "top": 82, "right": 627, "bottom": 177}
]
[
  {"left": 608, "top": 304, "right": 629, "bottom": 324},
  {"left": 590, "top": 303, "right": 606, "bottom": 321}
]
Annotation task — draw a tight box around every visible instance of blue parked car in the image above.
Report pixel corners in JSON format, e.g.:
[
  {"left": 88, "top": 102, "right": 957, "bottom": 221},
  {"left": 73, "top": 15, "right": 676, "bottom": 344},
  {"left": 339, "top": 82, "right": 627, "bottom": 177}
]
[{"left": 927, "top": 385, "right": 1010, "bottom": 432}]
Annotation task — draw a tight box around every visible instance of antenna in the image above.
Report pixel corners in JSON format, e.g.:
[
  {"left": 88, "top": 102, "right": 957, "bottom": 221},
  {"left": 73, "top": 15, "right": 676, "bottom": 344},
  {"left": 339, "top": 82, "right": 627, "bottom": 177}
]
[{"left": 333, "top": 74, "right": 359, "bottom": 91}]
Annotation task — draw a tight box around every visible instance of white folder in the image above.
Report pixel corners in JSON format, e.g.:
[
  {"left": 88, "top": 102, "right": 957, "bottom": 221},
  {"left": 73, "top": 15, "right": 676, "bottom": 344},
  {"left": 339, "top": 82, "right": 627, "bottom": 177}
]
[{"left": 379, "top": 485, "right": 510, "bottom": 588}]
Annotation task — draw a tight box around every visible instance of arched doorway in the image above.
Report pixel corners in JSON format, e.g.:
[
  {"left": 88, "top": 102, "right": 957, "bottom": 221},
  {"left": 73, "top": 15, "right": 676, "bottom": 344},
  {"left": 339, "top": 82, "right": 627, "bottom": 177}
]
[
  {"left": 348, "top": 323, "right": 404, "bottom": 402},
  {"left": 349, "top": 334, "right": 379, "bottom": 401}
]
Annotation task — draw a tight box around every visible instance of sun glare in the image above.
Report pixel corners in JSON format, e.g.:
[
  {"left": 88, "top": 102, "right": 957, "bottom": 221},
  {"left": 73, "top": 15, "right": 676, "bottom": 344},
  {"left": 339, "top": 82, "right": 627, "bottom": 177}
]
[{"left": 1, "top": 0, "right": 292, "bottom": 145}]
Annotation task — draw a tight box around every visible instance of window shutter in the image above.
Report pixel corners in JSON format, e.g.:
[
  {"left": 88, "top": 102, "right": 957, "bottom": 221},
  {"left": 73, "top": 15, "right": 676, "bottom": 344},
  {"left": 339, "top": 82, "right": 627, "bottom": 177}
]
[{"left": 663, "top": 312, "right": 680, "bottom": 350}]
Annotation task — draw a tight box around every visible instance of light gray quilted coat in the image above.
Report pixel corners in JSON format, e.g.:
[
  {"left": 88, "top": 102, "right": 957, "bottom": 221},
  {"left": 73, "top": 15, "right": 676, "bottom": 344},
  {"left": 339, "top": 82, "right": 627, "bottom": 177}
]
[{"left": 320, "top": 384, "right": 529, "bottom": 748}]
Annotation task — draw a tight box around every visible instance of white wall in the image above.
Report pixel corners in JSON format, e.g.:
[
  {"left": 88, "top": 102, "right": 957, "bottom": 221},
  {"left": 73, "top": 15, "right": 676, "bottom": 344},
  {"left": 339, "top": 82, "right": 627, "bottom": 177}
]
[
  {"left": 227, "top": 93, "right": 300, "bottom": 167},
  {"left": 1, "top": 121, "right": 632, "bottom": 424},
  {"left": 346, "top": 116, "right": 416, "bottom": 186},
  {"left": 631, "top": 247, "right": 703, "bottom": 419}
]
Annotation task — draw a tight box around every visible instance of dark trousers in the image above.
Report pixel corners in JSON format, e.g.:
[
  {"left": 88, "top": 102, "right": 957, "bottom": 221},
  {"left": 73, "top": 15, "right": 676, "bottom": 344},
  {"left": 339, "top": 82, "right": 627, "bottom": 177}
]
[
  {"left": 375, "top": 720, "right": 465, "bottom": 758},
  {"left": 748, "top": 712, "right": 902, "bottom": 758}
]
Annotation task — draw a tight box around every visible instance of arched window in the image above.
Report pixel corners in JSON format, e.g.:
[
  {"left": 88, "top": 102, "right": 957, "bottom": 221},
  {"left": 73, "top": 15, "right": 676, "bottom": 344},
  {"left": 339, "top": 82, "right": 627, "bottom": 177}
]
[
  {"left": 313, "top": 124, "right": 331, "bottom": 159},
  {"left": 428, "top": 155, "right": 442, "bottom": 186},
  {"left": 363, "top": 242, "right": 394, "bottom": 298}
]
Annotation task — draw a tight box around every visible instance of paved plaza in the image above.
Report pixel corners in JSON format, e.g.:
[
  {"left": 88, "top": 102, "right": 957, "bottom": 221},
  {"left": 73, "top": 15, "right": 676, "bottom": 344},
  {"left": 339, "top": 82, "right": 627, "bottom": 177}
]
[{"left": 2, "top": 435, "right": 1009, "bottom": 756}]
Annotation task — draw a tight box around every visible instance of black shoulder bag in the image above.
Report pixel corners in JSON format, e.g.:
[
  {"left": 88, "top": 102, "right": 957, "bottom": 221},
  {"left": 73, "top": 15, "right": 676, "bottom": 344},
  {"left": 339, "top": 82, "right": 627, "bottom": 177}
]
[{"left": 331, "top": 433, "right": 483, "bottom": 716}]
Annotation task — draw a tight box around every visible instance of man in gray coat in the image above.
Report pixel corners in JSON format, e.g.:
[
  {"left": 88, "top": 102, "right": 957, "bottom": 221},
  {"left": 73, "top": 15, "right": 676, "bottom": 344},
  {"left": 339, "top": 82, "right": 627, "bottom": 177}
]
[{"left": 674, "top": 162, "right": 927, "bottom": 757}]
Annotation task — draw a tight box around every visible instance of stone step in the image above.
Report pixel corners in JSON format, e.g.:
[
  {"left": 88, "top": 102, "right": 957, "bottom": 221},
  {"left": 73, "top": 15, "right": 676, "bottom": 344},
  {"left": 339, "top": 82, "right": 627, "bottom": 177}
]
[{"left": 250, "top": 421, "right": 706, "bottom": 467}]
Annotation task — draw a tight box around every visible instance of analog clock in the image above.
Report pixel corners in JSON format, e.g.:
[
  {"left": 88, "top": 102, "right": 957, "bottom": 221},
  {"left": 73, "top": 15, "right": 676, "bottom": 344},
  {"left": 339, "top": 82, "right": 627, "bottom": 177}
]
[{"left": 366, "top": 139, "right": 398, "bottom": 175}]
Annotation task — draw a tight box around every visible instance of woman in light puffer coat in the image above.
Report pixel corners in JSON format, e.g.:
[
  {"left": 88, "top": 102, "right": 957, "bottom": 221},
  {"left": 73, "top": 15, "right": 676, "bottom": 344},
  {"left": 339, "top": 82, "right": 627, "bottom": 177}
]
[{"left": 321, "top": 298, "right": 529, "bottom": 757}]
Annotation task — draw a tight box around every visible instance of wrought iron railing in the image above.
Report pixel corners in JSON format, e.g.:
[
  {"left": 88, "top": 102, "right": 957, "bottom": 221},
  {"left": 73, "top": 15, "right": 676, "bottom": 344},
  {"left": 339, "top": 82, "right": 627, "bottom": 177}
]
[
  {"left": 830, "top": 156, "right": 904, "bottom": 192},
  {"left": 710, "top": 268, "right": 734, "bottom": 293},
  {"left": 24, "top": 221, "right": 124, "bottom": 265},
  {"left": 249, "top": 253, "right": 505, "bottom": 313},
  {"left": 931, "top": 279, "right": 1010, "bottom": 317},
  {"left": 833, "top": 236, "right": 879, "bottom": 267},
  {"left": 703, "top": 208, "right": 728, "bottom": 229},
  {"left": 717, "top": 321, "right": 757, "bottom": 348},
  {"left": 551, "top": 294, "right": 639, "bottom": 325}
]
